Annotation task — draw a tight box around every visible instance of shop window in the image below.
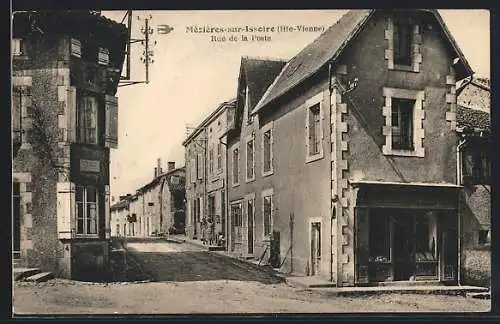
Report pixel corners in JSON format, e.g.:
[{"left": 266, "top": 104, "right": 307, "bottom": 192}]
[
  {"left": 391, "top": 98, "right": 414, "bottom": 150},
  {"left": 77, "top": 95, "right": 99, "bottom": 145},
  {"left": 369, "top": 213, "right": 391, "bottom": 262},
  {"left": 76, "top": 185, "right": 99, "bottom": 236}
]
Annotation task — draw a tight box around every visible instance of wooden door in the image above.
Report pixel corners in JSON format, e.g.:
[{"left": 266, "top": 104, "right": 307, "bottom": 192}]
[{"left": 310, "top": 222, "right": 321, "bottom": 276}]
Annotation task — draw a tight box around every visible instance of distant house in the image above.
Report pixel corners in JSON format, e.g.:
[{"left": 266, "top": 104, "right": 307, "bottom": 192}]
[
  {"left": 134, "top": 160, "right": 186, "bottom": 236},
  {"left": 227, "top": 9, "right": 477, "bottom": 287},
  {"left": 457, "top": 77, "right": 490, "bottom": 112}
]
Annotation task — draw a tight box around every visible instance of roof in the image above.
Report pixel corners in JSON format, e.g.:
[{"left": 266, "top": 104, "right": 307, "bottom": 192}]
[
  {"left": 252, "top": 9, "right": 473, "bottom": 115},
  {"left": 110, "top": 199, "right": 130, "bottom": 211},
  {"left": 239, "top": 56, "right": 287, "bottom": 111},
  {"left": 136, "top": 167, "right": 186, "bottom": 193},
  {"left": 456, "top": 105, "right": 490, "bottom": 131},
  {"left": 182, "top": 99, "right": 236, "bottom": 146}
]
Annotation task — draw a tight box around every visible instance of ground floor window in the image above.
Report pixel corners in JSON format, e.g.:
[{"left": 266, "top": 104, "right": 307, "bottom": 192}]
[{"left": 76, "top": 185, "right": 99, "bottom": 235}]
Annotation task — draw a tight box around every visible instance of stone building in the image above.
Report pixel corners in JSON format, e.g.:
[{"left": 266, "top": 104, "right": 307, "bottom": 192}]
[
  {"left": 456, "top": 79, "right": 491, "bottom": 287},
  {"left": 227, "top": 9, "right": 480, "bottom": 287},
  {"left": 12, "top": 11, "right": 127, "bottom": 280},
  {"left": 183, "top": 99, "right": 236, "bottom": 244}
]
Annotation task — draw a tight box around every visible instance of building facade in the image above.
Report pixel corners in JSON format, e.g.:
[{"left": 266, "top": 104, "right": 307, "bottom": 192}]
[
  {"left": 225, "top": 57, "right": 286, "bottom": 258},
  {"left": 456, "top": 80, "right": 491, "bottom": 287},
  {"left": 183, "top": 99, "right": 236, "bottom": 244},
  {"left": 12, "top": 11, "right": 127, "bottom": 280},
  {"left": 238, "top": 9, "right": 478, "bottom": 287}
]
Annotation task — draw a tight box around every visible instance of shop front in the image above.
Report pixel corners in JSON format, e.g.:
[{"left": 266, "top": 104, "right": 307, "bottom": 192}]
[{"left": 354, "top": 182, "right": 461, "bottom": 285}]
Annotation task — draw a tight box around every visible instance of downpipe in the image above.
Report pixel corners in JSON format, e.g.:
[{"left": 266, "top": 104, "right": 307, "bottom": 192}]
[{"left": 456, "top": 136, "right": 467, "bottom": 286}]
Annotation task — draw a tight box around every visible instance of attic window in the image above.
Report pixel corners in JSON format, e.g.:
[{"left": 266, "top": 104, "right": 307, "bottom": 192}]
[{"left": 394, "top": 20, "right": 412, "bottom": 66}]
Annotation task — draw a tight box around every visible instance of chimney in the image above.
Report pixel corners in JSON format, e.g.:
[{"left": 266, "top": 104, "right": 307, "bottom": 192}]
[
  {"left": 154, "top": 158, "right": 162, "bottom": 178},
  {"left": 167, "top": 161, "right": 175, "bottom": 172}
]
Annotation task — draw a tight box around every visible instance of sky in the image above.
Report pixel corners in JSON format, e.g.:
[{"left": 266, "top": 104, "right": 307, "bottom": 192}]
[{"left": 100, "top": 9, "right": 490, "bottom": 201}]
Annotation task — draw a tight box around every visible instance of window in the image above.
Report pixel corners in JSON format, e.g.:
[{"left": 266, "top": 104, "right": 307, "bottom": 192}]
[
  {"left": 197, "top": 153, "right": 203, "bottom": 179},
  {"left": 262, "top": 128, "right": 273, "bottom": 175},
  {"left": 246, "top": 138, "right": 255, "bottom": 181},
  {"left": 263, "top": 193, "right": 273, "bottom": 238},
  {"left": 12, "top": 88, "right": 22, "bottom": 149},
  {"left": 394, "top": 20, "right": 413, "bottom": 66},
  {"left": 231, "top": 203, "right": 243, "bottom": 240},
  {"left": 98, "top": 47, "right": 110, "bottom": 66},
  {"left": 12, "top": 39, "right": 24, "bottom": 56},
  {"left": 305, "top": 93, "right": 324, "bottom": 162},
  {"left": 382, "top": 88, "right": 424, "bottom": 157},
  {"left": 232, "top": 147, "right": 239, "bottom": 186},
  {"left": 308, "top": 104, "right": 321, "bottom": 155},
  {"left": 76, "top": 185, "right": 99, "bottom": 235},
  {"left": 463, "top": 144, "right": 490, "bottom": 185},
  {"left": 209, "top": 146, "right": 214, "bottom": 174},
  {"left": 77, "top": 95, "right": 99, "bottom": 144},
  {"left": 391, "top": 98, "right": 414, "bottom": 150},
  {"left": 208, "top": 195, "right": 216, "bottom": 223},
  {"left": 116, "top": 224, "right": 120, "bottom": 236},
  {"left": 478, "top": 230, "right": 490, "bottom": 245},
  {"left": 217, "top": 143, "right": 222, "bottom": 170}
]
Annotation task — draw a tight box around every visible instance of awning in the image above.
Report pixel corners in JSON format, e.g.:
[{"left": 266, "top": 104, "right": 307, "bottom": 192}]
[{"left": 351, "top": 180, "right": 461, "bottom": 210}]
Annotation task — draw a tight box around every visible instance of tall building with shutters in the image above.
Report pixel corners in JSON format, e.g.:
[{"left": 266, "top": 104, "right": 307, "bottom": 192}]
[{"left": 11, "top": 11, "right": 127, "bottom": 280}]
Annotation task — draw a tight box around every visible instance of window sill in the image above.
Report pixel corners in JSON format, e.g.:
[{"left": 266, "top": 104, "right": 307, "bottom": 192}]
[
  {"left": 75, "top": 234, "right": 99, "bottom": 239},
  {"left": 262, "top": 170, "right": 274, "bottom": 178},
  {"left": 306, "top": 152, "right": 324, "bottom": 164},
  {"left": 383, "top": 148, "right": 424, "bottom": 158},
  {"left": 232, "top": 182, "right": 240, "bottom": 188},
  {"left": 391, "top": 64, "right": 418, "bottom": 73},
  {"left": 245, "top": 177, "right": 256, "bottom": 184}
]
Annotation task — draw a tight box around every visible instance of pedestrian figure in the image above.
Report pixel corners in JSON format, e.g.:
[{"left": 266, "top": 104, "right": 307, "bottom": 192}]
[
  {"left": 201, "top": 217, "right": 207, "bottom": 245},
  {"left": 209, "top": 219, "right": 215, "bottom": 245}
]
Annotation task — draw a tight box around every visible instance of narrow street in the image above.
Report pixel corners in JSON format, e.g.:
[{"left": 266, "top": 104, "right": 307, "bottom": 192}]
[
  {"left": 124, "top": 239, "right": 283, "bottom": 284},
  {"left": 12, "top": 239, "right": 490, "bottom": 314}
]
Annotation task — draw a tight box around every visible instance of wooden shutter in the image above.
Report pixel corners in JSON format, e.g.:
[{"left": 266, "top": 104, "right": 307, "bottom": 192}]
[
  {"left": 98, "top": 47, "right": 110, "bottom": 66},
  {"left": 104, "top": 185, "right": 111, "bottom": 239},
  {"left": 12, "top": 39, "right": 21, "bottom": 56},
  {"left": 57, "top": 182, "right": 75, "bottom": 239},
  {"left": 104, "top": 95, "right": 118, "bottom": 148},
  {"left": 67, "top": 86, "right": 77, "bottom": 142},
  {"left": 71, "top": 38, "right": 81, "bottom": 58}
]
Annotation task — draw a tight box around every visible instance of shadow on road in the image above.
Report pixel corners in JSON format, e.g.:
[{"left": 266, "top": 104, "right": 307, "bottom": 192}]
[{"left": 125, "top": 246, "right": 284, "bottom": 285}]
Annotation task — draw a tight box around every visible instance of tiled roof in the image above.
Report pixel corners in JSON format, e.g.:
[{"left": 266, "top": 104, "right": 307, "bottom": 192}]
[
  {"left": 110, "top": 199, "right": 130, "bottom": 211},
  {"left": 456, "top": 105, "right": 490, "bottom": 131},
  {"left": 252, "top": 9, "right": 473, "bottom": 114}
]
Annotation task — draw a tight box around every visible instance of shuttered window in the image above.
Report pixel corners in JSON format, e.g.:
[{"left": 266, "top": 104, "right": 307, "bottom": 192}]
[
  {"left": 104, "top": 95, "right": 118, "bottom": 148},
  {"left": 98, "top": 47, "right": 110, "bottom": 65},
  {"left": 77, "top": 95, "right": 99, "bottom": 144},
  {"left": 71, "top": 38, "right": 82, "bottom": 58},
  {"left": 57, "top": 182, "right": 76, "bottom": 239}
]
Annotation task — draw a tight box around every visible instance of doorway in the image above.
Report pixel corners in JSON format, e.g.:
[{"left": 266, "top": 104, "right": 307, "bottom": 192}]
[
  {"left": 392, "top": 216, "right": 415, "bottom": 281},
  {"left": 13, "top": 182, "right": 21, "bottom": 258},
  {"left": 247, "top": 199, "right": 254, "bottom": 254},
  {"left": 230, "top": 202, "right": 242, "bottom": 253},
  {"left": 310, "top": 221, "right": 321, "bottom": 276}
]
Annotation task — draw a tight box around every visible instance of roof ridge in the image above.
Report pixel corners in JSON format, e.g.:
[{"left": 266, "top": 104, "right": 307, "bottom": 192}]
[{"left": 242, "top": 55, "right": 287, "bottom": 62}]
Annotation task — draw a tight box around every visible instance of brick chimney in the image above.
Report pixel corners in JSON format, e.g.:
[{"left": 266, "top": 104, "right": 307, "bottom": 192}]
[{"left": 167, "top": 161, "right": 175, "bottom": 172}]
